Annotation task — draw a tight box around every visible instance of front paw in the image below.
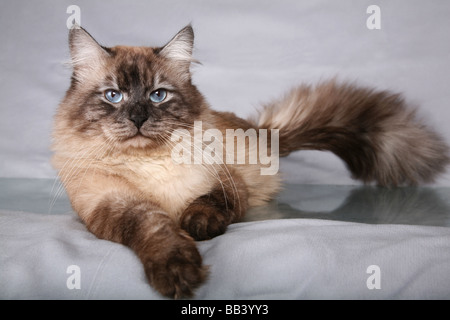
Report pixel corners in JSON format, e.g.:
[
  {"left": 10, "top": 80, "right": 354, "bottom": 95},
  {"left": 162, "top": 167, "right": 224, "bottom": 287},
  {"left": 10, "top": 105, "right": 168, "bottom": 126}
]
[
  {"left": 143, "top": 231, "right": 208, "bottom": 299},
  {"left": 180, "top": 202, "right": 230, "bottom": 240}
]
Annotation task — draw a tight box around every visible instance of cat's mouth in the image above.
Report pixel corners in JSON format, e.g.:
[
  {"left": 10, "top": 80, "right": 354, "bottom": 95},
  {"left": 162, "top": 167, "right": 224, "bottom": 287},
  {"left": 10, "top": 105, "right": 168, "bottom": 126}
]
[
  {"left": 126, "top": 130, "right": 155, "bottom": 141},
  {"left": 119, "top": 133, "right": 156, "bottom": 149},
  {"left": 118, "top": 128, "right": 168, "bottom": 149},
  {"left": 106, "top": 121, "right": 177, "bottom": 150}
]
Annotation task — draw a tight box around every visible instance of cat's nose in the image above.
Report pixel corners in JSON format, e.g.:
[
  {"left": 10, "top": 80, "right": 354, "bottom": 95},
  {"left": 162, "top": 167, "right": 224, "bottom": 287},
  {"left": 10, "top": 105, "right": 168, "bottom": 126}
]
[{"left": 129, "top": 115, "right": 148, "bottom": 129}]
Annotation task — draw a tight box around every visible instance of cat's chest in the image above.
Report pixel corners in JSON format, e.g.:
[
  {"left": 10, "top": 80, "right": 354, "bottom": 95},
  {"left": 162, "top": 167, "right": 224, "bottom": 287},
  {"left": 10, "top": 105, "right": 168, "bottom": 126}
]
[{"left": 103, "top": 155, "right": 214, "bottom": 215}]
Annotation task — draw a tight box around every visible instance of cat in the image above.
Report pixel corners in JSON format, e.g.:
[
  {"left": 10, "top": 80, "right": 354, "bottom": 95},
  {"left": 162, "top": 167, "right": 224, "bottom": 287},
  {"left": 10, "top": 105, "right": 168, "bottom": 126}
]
[{"left": 52, "top": 25, "right": 449, "bottom": 298}]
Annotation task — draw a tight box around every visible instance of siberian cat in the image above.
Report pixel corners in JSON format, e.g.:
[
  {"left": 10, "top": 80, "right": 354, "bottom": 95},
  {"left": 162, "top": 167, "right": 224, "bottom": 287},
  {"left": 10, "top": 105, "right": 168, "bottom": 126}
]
[{"left": 52, "top": 25, "right": 449, "bottom": 298}]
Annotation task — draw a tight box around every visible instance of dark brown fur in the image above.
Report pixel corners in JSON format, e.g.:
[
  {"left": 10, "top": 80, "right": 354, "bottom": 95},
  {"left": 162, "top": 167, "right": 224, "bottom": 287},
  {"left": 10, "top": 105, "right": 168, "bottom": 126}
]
[
  {"left": 256, "top": 81, "right": 449, "bottom": 186},
  {"left": 181, "top": 170, "right": 248, "bottom": 240},
  {"left": 81, "top": 177, "right": 208, "bottom": 298}
]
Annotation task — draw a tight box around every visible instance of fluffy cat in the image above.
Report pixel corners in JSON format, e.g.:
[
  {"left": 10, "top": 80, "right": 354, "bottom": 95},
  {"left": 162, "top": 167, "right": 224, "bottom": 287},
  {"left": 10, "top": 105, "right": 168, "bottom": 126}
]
[{"left": 52, "top": 25, "right": 449, "bottom": 298}]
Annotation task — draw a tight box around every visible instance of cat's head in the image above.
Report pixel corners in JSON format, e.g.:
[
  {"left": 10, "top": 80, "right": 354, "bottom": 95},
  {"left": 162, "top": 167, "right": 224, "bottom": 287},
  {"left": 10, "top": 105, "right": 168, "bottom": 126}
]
[{"left": 60, "top": 25, "right": 206, "bottom": 151}]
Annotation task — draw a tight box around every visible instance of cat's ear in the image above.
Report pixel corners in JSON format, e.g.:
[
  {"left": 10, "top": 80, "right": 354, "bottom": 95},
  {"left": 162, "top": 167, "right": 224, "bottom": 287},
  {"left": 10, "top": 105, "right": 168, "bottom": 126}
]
[
  {"left": 159, "top": 25, "right": 197, "bottom": 66},
  {"left": 68, "top": 26, "right": 109, "bottom": 80}
]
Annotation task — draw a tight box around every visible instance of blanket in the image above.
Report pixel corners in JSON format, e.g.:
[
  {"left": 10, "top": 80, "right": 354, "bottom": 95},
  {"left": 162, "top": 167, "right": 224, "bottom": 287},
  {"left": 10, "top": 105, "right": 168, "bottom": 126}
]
[{"left": 2, "top": 207, "right": 450, "bottom": 299}]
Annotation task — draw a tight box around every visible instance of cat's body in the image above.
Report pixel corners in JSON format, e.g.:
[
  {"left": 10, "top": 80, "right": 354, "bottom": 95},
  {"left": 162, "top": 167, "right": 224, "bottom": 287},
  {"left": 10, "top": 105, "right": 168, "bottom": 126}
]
[{"left": 52, "top": 25, "right": 449, "bottom": 298}]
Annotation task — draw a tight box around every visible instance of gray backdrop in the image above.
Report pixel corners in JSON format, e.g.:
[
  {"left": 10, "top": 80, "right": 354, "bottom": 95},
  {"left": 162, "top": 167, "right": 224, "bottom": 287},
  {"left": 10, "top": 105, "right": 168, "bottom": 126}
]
[{"left": 1, "top": 0, "right": 449, "bottom": 186}]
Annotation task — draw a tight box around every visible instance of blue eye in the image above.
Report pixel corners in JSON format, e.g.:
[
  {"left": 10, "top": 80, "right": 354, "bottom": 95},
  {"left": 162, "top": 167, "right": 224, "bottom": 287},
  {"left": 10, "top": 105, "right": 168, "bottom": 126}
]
[
  {"left": 104, "top": 89, "right": 123, "bottom": 103},
  {"left": 150, "top": 89, "right": 167, "bottom": 103}
]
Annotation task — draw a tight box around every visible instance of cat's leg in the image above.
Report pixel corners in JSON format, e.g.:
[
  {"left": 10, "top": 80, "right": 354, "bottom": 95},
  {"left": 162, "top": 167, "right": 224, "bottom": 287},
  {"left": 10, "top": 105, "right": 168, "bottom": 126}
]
[
  {"left": 180, "top": 170, "right": 248, "bottom": 240},
  {"left": 64, "top": 172, "right": 207, "bottom": 298}
]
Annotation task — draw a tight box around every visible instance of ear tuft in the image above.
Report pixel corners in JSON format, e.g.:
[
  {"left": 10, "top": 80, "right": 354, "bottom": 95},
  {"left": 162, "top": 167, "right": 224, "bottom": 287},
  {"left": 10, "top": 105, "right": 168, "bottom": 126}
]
[
  {"left": 160, "top": 25, "right": 196, "bottom": 63},
  {"left": 68, "top": 26, "right": 109, "bottom": 69},
  {"left": 67, "top": 26, "right": 109, "bottom": 82}
]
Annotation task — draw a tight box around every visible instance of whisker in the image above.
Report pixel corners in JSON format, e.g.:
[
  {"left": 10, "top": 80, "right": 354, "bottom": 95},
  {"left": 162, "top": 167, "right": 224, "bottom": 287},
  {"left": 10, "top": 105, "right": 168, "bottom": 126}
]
[
  {"left": 48, "top": 135, "right": 117, "bottom": 213},
  {"left": 49, "top": 138, "right": 105, "bottom": 213},
  {"left": 161, "top": 131, "right": 238, "bottom": 213},
  {"left": 72, "top": 135, "right": 119, "bottom": 196}
]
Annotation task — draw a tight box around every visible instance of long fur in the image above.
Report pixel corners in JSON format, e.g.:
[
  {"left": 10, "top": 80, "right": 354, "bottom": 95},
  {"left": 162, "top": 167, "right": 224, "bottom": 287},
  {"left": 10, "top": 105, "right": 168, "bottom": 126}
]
[
  {"left": 52, "top": 26, "right": 449, "bottom": 299},
  {"left": 255, "top": 80, "right": 449, "bottom": 186}
]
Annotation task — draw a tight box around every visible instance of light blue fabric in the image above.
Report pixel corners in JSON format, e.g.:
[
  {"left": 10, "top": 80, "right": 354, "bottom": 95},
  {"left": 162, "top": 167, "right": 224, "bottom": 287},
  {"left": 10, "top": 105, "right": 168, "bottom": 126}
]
[
  {"left": 1, "top": 179, "right": 450, "bottom": 299},
  {"left": 2, "top": 209, "right": 450, "bottom": 299}
]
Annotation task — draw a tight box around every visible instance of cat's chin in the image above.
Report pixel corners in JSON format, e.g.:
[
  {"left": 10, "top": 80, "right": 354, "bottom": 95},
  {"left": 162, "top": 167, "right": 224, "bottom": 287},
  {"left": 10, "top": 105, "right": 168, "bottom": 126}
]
[{"left": 119, "top": 134, "right": 160, "bottom": 150}]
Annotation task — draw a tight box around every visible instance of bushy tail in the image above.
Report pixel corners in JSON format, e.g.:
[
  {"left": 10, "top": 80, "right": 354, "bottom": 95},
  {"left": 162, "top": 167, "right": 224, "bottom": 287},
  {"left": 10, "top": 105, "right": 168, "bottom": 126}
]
[{"left": 254, "top": 80, "right": 449, "bottom": 186}]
